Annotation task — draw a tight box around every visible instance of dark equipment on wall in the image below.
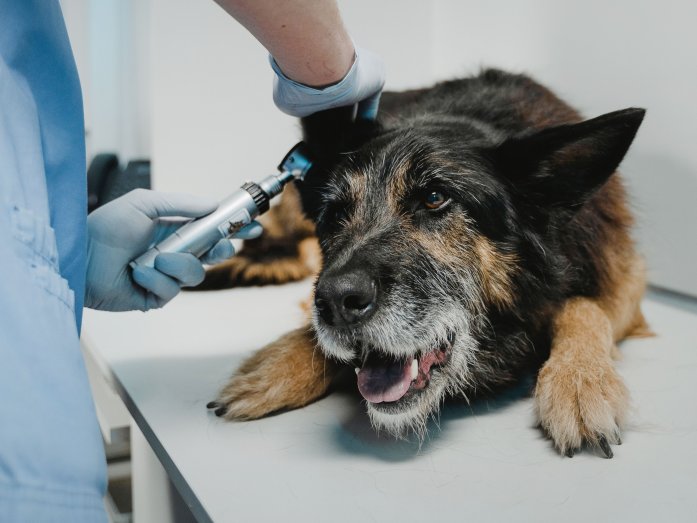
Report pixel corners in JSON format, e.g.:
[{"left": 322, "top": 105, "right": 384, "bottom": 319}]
[{"left": 87, "top": 153, "right": 151, "bottom": 213}]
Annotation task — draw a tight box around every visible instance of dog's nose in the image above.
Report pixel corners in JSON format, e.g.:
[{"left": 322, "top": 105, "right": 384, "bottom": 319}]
[{"left": 315, "top": 269, "right": 377, "bottom": 327}]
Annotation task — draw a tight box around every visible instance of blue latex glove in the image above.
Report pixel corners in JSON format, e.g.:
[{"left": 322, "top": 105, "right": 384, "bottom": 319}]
[
  {"left": 85, "top": 188, "right": 262, "bottom": 312},
  {"left": 270, "top": 45, "right": 385, "bottom": 120}
]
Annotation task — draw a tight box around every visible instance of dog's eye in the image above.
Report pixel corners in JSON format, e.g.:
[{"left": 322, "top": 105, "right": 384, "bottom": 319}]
[{"left": 422, "top": 190, "right": 449, "bottom": 210}]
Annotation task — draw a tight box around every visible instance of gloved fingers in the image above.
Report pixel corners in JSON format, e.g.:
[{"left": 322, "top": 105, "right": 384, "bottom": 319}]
[
  {"left": 154, "top": 252, "right": 206, "bottom": 287},
  {"left": 233, "top": 220, "right": 263, "bottom": 240},
  {"left": 144, "top": 292, "right": 168, "bottom": 312},
  {"left": 201, "top": 239, "right": 236, "bottom": 265},
  {"left": 125, "top": 188, "right": 218, "bottom": 220},
  {"left": 356, "top": 91, "right": 382, "bottom": 121},
  {"left": 131, "top": 265, "right": 181, "bottom": 306}
]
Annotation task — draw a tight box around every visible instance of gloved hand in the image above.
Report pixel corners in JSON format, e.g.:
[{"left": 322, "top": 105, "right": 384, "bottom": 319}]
[
  {"left": 85, "top": 188, "right": 262, "bottom": 312},
  {"left": 270, "top": 45, "right": 385, "bottom": 120}
]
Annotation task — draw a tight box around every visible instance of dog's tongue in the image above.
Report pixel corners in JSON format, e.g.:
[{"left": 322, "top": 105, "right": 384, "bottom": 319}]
[{"left": 357, "top": 354, "right": 412, "bottom": 404}]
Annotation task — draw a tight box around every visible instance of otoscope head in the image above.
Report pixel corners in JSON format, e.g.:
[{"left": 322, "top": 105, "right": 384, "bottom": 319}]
[
  {"left": 257, "top": 143, "right": 315, "bottom": 201},
  {"left": 278, "top": 142, "right": 313, "bottom": 181}
]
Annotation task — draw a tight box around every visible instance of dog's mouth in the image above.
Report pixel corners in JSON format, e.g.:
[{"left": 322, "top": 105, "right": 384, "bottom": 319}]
[{"left": 354, "top": 332, "right": 455, "bottom": 404}]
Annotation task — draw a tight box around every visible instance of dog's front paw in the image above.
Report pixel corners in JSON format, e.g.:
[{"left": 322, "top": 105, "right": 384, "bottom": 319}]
[
  {"left": 534, "top": 356, "right": 629, "bottom": 458},
  {"left": 208, "top": 327, "right": 335, "bottom": 420}
]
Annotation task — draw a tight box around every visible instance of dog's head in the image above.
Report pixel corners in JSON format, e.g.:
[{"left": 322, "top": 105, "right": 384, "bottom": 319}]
[{"left": 297, "top": 104, "right": 644, "bottom": 436}]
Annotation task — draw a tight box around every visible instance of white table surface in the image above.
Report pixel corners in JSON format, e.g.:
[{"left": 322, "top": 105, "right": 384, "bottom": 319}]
[{"left": 82, "top": 282, "right": 697, "bottom": 523}]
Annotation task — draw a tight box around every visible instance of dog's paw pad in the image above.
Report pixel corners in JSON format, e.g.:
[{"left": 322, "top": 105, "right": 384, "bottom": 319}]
[{"left": 534, "top": 357, "right": 629, "bottom": 458}]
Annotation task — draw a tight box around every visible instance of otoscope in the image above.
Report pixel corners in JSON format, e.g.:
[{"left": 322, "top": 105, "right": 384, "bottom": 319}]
[{"left": 130, "top": 142, "right": 313, "bottom": 271}]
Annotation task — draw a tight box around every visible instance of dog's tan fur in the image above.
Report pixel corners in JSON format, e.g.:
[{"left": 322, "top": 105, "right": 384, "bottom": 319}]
[
  {"left": 472, "top": 236, "right": 518, "bottom": 310},
  {"left": 534, "top": 173, "right": 650, "bottom": 453},
  {"left": 216, "top": 326, "right": 336, "bottom": 420}
]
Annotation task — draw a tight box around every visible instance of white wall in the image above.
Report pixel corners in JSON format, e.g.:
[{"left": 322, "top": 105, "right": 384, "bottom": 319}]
[
  {"left": 148, "top": 0, "right": 437, "bottom": 200},
  {"left": 63, "top": 0, "right": 697, "bottom": 296},
  {"left": 61, "top": 0, "right": 151, "bottom": 162},
  {"left": 148, "top": 0, "right": 293, "bottom": 198}
]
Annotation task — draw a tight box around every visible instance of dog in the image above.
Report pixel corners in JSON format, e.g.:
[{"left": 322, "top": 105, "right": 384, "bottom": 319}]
[{"left": 203, "top": 69, "right": 650, "bottom": 458}]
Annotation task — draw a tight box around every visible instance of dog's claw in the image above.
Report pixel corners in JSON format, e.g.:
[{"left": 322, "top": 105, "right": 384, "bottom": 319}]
[
  {"left": 598, "top": 435, "right": 614, "bottom": 459},
  {"left": 206, "top": 401, "right": 220, "bottom": 409},
  {"left": 565, "top": 448, "right": 575, "bottom": 458},
  {"left": 214, "top": 407, "right": 228, "bottom": 417}
]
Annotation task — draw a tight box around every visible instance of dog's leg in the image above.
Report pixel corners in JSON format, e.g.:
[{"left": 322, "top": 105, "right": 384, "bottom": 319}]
[
  {"left": 534, "top": 298, "right": 629, "bottom": 457},
  {"left": 198, "top": 236, "right": 320, "bottom": 289},
  {"left": 534, "top": 255, "right": 647, "bottom": 457},
  {"left": 209, "top": 326, "right": 337, "bottom": 419}
]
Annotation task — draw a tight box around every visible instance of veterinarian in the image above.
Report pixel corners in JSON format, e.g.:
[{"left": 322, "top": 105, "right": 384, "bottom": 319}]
[{"left": 0, "top": 0, "right": 383, "bottom": 520}]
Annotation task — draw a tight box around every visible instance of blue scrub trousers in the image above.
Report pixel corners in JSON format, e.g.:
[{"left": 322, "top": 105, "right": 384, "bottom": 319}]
[{"left": 0, "top": 1, "right": 108, "bottom": 520}]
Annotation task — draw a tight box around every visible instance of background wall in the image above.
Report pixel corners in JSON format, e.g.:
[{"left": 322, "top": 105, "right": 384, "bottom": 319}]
[
  {"left": 61, "top": 0, "right": 151, "bottom": 162},
  {"left": 147, "top": 0, "right": 437, "bottom": 200},
  {"left": 61, "top": 0, "right": 696, "bottom": 296}
]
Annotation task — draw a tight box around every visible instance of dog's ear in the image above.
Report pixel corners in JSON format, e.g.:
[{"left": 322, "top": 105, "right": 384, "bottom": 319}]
[
  {"left": 294, "top": 106, "right": 354, "bottom": 221},
  {"left": 493, "top": 108, "right": 645, "bottom": 209},
  {"left": 295, "top": 107, "right": 381, "bottom": 222},
  {"left": 301, "top": 105, "right": 357, "bottom": 159}
]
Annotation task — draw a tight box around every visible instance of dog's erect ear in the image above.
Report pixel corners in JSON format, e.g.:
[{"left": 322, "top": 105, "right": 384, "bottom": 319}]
[
  {"left": 295, "top": 107, "right": 381, "bottom": 222},
  {"left": 493, "top": 108, "right": 645, "bottom": 208}
]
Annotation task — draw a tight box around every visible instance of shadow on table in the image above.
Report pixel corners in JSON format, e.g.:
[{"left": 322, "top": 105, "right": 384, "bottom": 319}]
[{"left": 329, "top": 371, "right": 534, "bottom": 462}]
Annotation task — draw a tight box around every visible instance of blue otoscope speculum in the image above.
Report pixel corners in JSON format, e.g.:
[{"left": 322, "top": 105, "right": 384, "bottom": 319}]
[{"left": 130, "top": 142, "right": 313, "bottom": 271}]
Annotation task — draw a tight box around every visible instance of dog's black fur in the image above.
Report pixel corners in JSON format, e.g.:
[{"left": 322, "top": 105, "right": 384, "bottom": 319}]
[
  {"left": 211, "top": 69, "right": 647, "bottom": 456},
  {"left": 297, "top": 69, "right": 642, "bottom": 394}
]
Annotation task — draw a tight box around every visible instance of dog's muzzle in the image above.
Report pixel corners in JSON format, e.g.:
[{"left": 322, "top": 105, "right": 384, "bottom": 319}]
[{"left": 314, "top": 267, "right": 378, "bottom": 328}]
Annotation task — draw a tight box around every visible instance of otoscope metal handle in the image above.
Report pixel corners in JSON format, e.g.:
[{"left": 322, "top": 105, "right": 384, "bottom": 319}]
[
  {"left": 130, "top": 186, "right": 259, "bottom": 270},
  {"left": 130, "top": 142, "right": 313, "bottom": 271}
]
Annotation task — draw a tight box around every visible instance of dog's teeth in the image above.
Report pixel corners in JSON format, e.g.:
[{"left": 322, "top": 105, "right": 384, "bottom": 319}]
[
  {"left": 355, "top": 367, "right": 360, "bottom": 375},
  {"left": 410, "top": 358, "right": 418, "bottom": 380}
]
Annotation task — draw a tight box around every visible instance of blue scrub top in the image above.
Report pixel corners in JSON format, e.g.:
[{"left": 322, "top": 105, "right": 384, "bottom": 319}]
[
  {"left": 0, "top": 0, "right": 87, "bottom": 331},
  {"left": 0, "top": 1, "right": 107, "bottom": 521}
]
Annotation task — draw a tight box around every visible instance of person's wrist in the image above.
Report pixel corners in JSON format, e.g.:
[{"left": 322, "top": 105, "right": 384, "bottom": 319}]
[
  {"left": 271, "top": 37, "right": 355, "bottom": 87},
  {"left": 270, "top": 44, "right": 384, "bottom": 118},
  {"left": 302, "top": 51, "right": 356, "bottom": 89},
  {"left": 269, "top": 54, "right": 355, "bottom": 94}
]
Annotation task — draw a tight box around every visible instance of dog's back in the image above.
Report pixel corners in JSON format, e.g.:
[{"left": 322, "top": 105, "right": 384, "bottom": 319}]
[{"left": 380, "top": 69, "right": 581, "bottom": 130}]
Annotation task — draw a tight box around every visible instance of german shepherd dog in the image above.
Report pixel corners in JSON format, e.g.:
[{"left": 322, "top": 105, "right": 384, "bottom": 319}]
[{"left": 203, "top": 69, "right": 650, "bottom": 458}]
